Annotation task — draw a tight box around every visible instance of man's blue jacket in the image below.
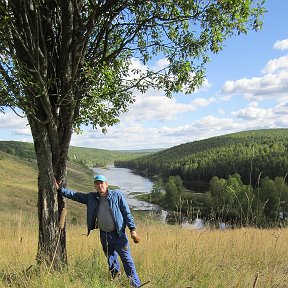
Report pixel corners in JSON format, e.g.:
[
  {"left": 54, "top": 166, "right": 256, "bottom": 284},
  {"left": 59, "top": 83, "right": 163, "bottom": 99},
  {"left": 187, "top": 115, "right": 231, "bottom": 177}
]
[{"left": 59, "top": 187, "right": 136, "bottom": 236}]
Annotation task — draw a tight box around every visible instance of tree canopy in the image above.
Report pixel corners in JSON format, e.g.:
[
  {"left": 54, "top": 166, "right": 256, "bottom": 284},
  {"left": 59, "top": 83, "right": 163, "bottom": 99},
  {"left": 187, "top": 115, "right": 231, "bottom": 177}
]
[{"left": 0, "top": 0, "right": 265, "bottom": 130}]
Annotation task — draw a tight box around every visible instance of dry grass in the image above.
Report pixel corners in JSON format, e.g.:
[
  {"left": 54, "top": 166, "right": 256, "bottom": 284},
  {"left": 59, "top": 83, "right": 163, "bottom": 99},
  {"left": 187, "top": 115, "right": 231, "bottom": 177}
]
[
  {"left": 1, "top": 212, "right": 288, "bottom": 288},
  {"left": 138, "top": 220, "right": 288, "bottom": 287}
]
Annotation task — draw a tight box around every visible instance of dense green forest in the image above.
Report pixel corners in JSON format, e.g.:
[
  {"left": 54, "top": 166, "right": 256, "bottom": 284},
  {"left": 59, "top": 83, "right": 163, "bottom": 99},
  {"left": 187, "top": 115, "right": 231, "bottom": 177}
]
[
  {"left": 115, "top": 129, "right": 288, "bottom": 191},
  {"left": 116, "top": 129, "right": 288, "bottom": 227},
  {"left": 0, "top": 141, "right": 156, "bottom": 167}
]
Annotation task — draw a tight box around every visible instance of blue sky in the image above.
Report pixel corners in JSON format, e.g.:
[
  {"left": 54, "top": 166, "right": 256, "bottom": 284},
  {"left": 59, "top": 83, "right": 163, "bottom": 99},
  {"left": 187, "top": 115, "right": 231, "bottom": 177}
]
[{"left": 1, "top": 0, "right": 288, "bottom": 150}]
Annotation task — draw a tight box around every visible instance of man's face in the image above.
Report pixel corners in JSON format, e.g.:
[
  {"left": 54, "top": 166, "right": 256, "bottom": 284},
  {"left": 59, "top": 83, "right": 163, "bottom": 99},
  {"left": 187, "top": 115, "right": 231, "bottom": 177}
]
[{"left": 95, "top": 181, "right": 108, "bottom": 196}]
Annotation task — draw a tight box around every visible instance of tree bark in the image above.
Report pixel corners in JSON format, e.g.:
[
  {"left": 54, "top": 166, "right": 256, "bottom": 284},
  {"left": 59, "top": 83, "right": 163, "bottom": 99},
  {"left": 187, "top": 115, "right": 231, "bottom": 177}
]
[{"left": 28, "top": 115, "right": 68, "bottom": 268}]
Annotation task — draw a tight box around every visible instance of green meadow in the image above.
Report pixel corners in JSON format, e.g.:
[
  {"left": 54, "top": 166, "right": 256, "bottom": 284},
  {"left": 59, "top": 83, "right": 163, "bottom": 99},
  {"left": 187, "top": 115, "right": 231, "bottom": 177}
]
[{"left": 1, "top": 151, "right": 288, "bottom": 288}]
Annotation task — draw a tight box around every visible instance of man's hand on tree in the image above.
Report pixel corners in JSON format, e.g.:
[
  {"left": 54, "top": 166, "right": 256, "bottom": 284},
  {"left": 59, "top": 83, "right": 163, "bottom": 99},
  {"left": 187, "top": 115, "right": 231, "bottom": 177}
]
[{"left": 54, "top": 178, "right": 60, "bottom": 191}]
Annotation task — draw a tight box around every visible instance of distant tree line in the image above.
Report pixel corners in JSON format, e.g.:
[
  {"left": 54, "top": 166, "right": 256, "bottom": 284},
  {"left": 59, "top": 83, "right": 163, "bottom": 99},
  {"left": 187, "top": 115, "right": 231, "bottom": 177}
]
[{"left": 68, "top": 146, "right": 152, "bottom": 167}]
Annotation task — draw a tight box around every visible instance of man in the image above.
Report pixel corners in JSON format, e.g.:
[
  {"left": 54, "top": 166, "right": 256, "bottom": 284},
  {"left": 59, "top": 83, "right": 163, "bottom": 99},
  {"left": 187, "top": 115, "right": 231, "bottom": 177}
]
[{"left": 55, "top": 174, "right": 141, "bottom": 287}]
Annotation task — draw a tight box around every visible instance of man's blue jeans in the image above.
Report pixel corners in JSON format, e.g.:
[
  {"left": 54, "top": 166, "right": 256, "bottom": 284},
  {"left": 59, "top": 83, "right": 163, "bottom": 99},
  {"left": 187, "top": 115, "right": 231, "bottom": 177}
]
[{"left": 100, "top": 230, "right": 141, "bottom": 287}]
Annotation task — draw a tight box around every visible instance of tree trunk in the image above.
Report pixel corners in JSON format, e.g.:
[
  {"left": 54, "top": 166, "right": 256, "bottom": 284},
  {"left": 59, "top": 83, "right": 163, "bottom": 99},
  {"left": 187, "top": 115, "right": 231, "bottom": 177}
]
[{"left": 29, "top": 116, "right": 68, "bottom": 268}]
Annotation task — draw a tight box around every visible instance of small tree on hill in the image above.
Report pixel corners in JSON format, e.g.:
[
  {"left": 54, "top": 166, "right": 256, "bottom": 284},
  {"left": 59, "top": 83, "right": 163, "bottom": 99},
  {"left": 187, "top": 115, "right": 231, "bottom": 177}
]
[{"left": 0, "top": 0, "right": 265, "bottom": 268}]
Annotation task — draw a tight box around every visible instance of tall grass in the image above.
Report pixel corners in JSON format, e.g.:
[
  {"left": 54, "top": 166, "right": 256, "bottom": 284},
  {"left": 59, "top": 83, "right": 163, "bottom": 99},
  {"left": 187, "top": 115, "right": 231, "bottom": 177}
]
[
  {"left": 1, "top": 212, "right": 288, "bottom": 288},
  {"left": 2, "top": 150, "right": 288, "bottom": 287}
]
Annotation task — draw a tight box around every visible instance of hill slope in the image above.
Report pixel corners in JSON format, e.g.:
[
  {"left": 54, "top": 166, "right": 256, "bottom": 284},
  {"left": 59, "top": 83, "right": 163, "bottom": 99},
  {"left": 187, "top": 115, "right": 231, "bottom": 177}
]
[
  {"left": 0, "top": 141, "right": 156, "bottom": 167},
  {"left": 115, "top": 128, "right": 288, "bottom": 190},
  {"left": 0, "top": 150, "right": 96, "bottom": 224},
  {"left": 0, "top": 143, "right": 153, "bottom": 226}
]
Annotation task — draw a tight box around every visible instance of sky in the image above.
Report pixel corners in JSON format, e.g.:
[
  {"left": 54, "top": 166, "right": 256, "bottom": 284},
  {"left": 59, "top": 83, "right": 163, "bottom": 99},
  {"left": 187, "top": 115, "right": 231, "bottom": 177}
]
[{"left": 1, "top": 0, "right": 288, "bottom": 151}]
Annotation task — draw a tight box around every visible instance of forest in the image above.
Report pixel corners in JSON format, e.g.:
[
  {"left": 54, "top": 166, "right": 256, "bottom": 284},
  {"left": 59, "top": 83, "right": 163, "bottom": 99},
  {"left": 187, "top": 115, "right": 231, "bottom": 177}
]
[
  {"left": 116, "top": 128, "right": 288, "bottom": 227},
  {"left": 115, "top": 129, "right": 288, "bottom": 189}
]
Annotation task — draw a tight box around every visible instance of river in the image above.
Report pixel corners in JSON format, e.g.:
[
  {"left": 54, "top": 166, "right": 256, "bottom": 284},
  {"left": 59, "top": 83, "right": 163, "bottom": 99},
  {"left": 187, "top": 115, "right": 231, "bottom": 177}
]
[{"left": 92, "top": 165, "right": 160, "bottom": 211}]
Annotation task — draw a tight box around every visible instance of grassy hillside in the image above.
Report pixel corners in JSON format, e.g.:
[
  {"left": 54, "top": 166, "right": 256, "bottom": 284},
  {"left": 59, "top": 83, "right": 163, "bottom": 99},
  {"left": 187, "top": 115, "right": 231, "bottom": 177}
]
[
  {"left": 0, "top": 143, "right": 152, "bottom": 225},
  {"left": 0, "top": 149, "right": 148, "bottom": 226},
  {"left": 0, "top": 150, "right": 95, "bottom": 225},
  {"left": 0, "top": 141, "right": 156, "bottom": 168},
  {"left": 116, "top": 128, "right": 288, "bottom": 189},
  {"left": 0, "top": 151, "right": 38, "bottom": 216}
]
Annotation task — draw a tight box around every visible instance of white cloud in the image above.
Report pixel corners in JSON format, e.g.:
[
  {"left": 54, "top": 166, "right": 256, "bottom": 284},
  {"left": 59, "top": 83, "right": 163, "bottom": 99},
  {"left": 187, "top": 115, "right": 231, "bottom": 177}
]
[
  {"left": 0, "top": 111, "right": 32, "bottom": 142},
  {"left": 273, "top": 39, "right": 288, "bottom": 50},
  {"left": 273, "top": 100, "right": 288, "bottom": 116},
  {"left": 229, "top": 100, "right": 288, "bottom": 131},
  {"left": 220, "top": 94, "right": 232, "bottom": 101},
  {"left": 152, "top": 58, "right": 169, "bottom": 71},
  {"left": 261, "top": 55, "right": 288, "bottom": 74},
  {"left": 191, "top": 97, "right": 216, "bottom": 107},
  {"left": 232, "top": 106, "right": 273, "bottom": 119},
  {"left": 192, "top": 115, "right": 237, "bottom": 131},
  {"left": 13, "top": 128, "right": 32, "bottom": 136},
  {"left": 0, "top": 111, "right": 28, "bottom": 129},
  {"left": 71, "top": 124, "right": 175, "bottom": 150},
  {"left": 72, "top": 115, "right": 241, "bottom": 150},
  {"left": 221, "top": 41, "right": 288, "bottom": 103},
  {"left": 248, "top": 101, "right": 259, "bottom": 108},
  {"left": 120, "top": 87, "right": 217, "bottom": 122},
  {"left": 221, "top": 71, "right": 288, "bottom": 102},
  {"left": 129, "top": 58, "right": 147, "bottom": 72}
]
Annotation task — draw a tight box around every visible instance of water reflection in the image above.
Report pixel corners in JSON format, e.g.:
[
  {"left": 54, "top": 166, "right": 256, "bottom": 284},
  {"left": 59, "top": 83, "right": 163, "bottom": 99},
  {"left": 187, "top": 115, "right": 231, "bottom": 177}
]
[
  {"left": 181, "top": 218, "right": 205, "bottom": 230},
  {"left": 92, "top": 165, "right": 160, "bottom": 211}
]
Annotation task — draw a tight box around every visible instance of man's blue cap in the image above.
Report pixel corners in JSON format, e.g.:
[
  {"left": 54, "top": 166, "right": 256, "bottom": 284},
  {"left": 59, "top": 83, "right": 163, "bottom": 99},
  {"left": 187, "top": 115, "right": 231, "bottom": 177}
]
[{"left": 94, "top": 175, "right": 107, "bottom": 183}]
